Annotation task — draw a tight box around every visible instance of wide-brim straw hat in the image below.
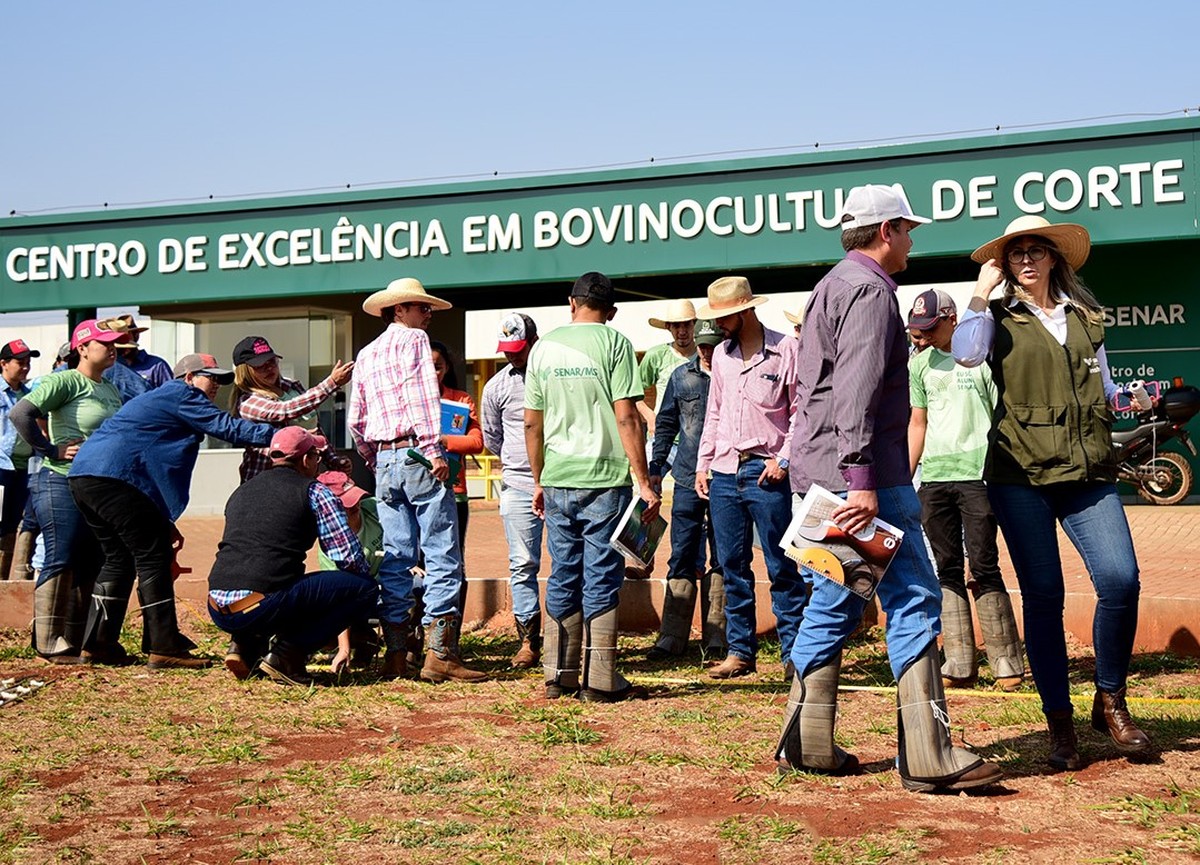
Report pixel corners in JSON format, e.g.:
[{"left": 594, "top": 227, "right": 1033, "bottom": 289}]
[
  {"left": 696, "top": 276, "right": 767, "bottom": 319},
  {"left": 648, "top": 299, "right": 698, "bottom": 329},
  {"left": 971, "top": 215, "right": 1091, "bottom": 271},
  {"left": 362, "top": 277, "right": 453, "bottom": 317},
  {"left": 784, "top": 305, "right": 806, "bottom": 326}
]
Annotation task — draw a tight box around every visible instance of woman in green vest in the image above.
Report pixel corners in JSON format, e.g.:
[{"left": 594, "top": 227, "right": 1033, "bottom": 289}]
[{"left": 952, "top": 215, "right": 1150, "bottom": 772}]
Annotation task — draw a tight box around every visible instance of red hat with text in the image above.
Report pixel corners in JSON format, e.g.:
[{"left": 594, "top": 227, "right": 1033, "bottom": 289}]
[
  {"left": 0, "top": 339, "right": 40, "bottom": 361},
  {"left": 317, "top": 471, "right": 368, "bottom": 509},
  {"left": 70, "top": 319, "right": 126, "bottom": 351}
]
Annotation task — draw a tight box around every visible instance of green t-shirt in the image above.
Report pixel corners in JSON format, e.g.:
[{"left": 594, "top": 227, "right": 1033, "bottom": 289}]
[
  {"left": 318, "top": 497, "right": 383, "bottom": 578},
  {"left": 525, "top": 322, "right": 641, "bottom": 489},
  {"left": 638, "top": 342, "right": 694, "bottom": 396},
  {"left": 24, "top": 370, "right": 122, "bottom": 476},
  {"left": 909, "top": 348, "right": 996, "bottom": 482}
]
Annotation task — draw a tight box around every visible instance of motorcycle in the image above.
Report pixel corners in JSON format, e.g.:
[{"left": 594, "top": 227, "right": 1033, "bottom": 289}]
[{"left": 1113, "top": 380, "right": 1200, "bottom": 505}]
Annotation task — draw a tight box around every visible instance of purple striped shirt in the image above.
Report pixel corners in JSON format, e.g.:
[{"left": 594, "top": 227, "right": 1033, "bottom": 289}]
[{"left": 790, "top": 251, "right": 912, "bottom": 493}]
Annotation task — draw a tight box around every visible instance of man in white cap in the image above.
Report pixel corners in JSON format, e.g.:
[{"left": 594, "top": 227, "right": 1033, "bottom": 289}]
[
  {"left": 777, "top": 184, "right": 1001, "bottom": 793},
  {"left": 907, "top": 289, "right": 1024, "bottom": 693},
  {"left": 695, "top": 276, "right": 807, "bottom": 680},
  {"left": 349, "top": 277, "right": 487, "bottom": 684},
  {"left": 480, "top": 311, "right": 544, "bottom": 668}
]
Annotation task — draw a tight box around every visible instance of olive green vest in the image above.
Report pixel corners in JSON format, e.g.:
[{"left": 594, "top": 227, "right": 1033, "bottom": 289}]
[{"left": 986, "top": 298, "right": 1117, "bottom": 485}]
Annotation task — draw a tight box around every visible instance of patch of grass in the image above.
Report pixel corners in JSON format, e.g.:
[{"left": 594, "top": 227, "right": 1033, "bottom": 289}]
[
  {"left": 381, "top": 817, "right": 474, "bottom": 849},
  {"left": 522, "top": 705, "right": 602, "bottom": 748},
  {"left": 1083, "top": 849, "right": 1149, "bottom": 864},
  {"left": 1093, "top": 782, "right": 1199, "bottom": 828},
  {"left": 812, "top": 828, "right": 928, "bottom": 864},
  {"left": 1157, "top": 822, "right": 1200, "bottom": 856},
  {"left": 233, "top": 835, "right": 287, "bottom": 862}
]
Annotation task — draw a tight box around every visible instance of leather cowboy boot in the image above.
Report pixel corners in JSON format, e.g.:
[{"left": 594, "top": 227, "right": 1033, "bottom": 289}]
[
  {"left": 700, "top": 568, "right": 727, "bottom": 658},
  {"left": 8, "top": 529, "right": 36, "bottom": 580},
  {"left": 0, "top": 532, "right": 14, "bottom": 581},
  {"left": 420, "top": 615, "right": 488, "bottom": 683},
  {"left": 80, "top": 578, "right": 136, "bottom": 666},
  {"left": 349, "top": 621, "right": 381, "bottom": 669},
  {"left": 544, "top": 610, "right": 582, "bottom": 698},
  {"left": 259, "top": 639, "right": 314, "bottom": 687},
  {"left": 1044, "top": 709, "right": 1082, "bottom": 770},
  {"left": 580, "top": 606, "right": 647, "bottom": 703},
  {"left": 940, "top": 588, "right": 978, "bottom": 688},
  {"left": 974, "top": 590, "right": 1025, "bottom": 691},
  {"left": 31, "top": 569, "right": 80, "bottom": 662},
  {"left": 896, "top": 642, "right": 1003, "bottom": 793},
  {"left": 511, "top": 610, "right": 542, "bottom": 669},
  {"left": 647, "top": 577, "right": 697, "bottom": 660},
  {"left": 776, "top": 652, "right": 859, "bottom": 775},
  {"left": 379, "top": 619, "right": 410, "bottom": 680},
  {"left": 224, "top": 633, "right": 268, "bottom": 680},
  {"left": 1091, "top": 687, "right": 1152, "bottom": 756}
]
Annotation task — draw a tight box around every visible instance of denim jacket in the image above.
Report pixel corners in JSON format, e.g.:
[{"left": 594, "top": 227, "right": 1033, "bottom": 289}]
[
  {"left": 0, "top": 379, "right": 31, "bottom": 471},
  {"left": 649, "top": 354, "right": 710, "bottom": 486}
]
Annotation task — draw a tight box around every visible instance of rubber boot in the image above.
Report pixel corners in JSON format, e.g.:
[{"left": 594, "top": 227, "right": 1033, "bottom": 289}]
[
  {"left": 896, "top": 642, "right": 1003, "bottom": 793},
  {"left": 974, "top": 590, "right": 1025, "bottom": 690},
  {"left": 31, "top": 570, "right": 79, "bottom": 661},
  {"left": 544, "top": 610, "right": 582, "bottom": 698},
  {"left": 700, "top": 568, "right": 728, "bottom": 657},
  {"left": 0, "top": 532, "right": 14, "bottom": 582},
  {"left": 775, "top": 652, "right": 858, "bottom": 775},
  {"left": 647, "top": 578, "right": 697, "bottom": 659},
  {"left": 1045, "top": 709, "right": 1082, "bottom": 770},
  {"left": 138, "top": 577, "right": 200, "bottom": 660},
  {"left": 580, "top": 607, "right": 648, "bottom": 703},
  {"left": 62, "top": 568, "right": 96, "bottom": 658},
  {"left": 9, "top": 530, "right": 35, "bottom": 581},
  {"left": 420, "top": 615, "right": 489, "bottom": 683},
  {"left": 80, "top": 578, "right": 135, "bottom": 665},
  {"left": 379, "top": 620, "right": 409, "bottom": 680},
  {"left": 511, "top": 611, "right": 542, "bottom": 669},
  {"left": 940, "top": 588, "right": 977, "bottom": 687}
]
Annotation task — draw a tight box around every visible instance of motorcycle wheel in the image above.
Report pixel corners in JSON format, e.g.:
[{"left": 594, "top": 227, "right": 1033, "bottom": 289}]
[{"left": 1136, "top": 451, "right": 1193, "bottom": 505}]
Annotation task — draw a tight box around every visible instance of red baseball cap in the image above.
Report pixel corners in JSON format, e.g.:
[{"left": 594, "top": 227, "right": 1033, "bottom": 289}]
[
  {"left": 269, "top": 426, "right": 328, "bottom": 462},
  {"left": 0, "top": 339, "right": 40, "bottom": 361},
  {"left": 317, "top": 470, "right": 368, "bottom": 509}
]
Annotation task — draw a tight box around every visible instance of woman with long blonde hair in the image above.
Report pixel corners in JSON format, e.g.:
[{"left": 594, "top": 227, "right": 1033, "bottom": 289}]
[{"left": 228, "top": 335, "right": 353, "bottom": 483}]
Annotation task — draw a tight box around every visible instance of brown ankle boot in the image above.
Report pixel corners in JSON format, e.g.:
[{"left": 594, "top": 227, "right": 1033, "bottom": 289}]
[
  {"left": 511, "top": 613, "right": 541, "bottom": 670},
  {"left": 420, "top": 615, "right": 489, "bottom": 684},
  {"left": 379, "top": 621, "right": 410, "bottom": 680},
  {"left": 1091, "top": 688, "right": 1152, "bottom": 755},
  {"left": 1044, "top": 710, "right": 1082, "bottom": 770}
]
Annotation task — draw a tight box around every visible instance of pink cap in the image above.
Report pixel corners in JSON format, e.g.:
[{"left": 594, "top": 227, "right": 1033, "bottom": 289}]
[
  {"left": 269, "top": 426, "right": 328, "bottom": 462},
  {"left": 70, "top": 318, "right": 125, "bottom": 351},
  {"left": 317, "top": 470, "right": 368, "bottom": 509}
]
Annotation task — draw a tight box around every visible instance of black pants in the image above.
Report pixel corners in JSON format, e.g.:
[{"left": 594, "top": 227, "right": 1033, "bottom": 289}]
[
  {"left": 917, "top": 480, "right": 1005, "bottom": 600},
  {"left": 69, "top": 476, "right": 190, "bottom": 655},
  {"left": 0, "top": 468, "right": 30, "bottom": 535}
]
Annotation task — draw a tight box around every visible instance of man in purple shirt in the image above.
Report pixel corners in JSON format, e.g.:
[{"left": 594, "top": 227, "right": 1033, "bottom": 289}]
[
  {"left": 695, "top": 276, "right": 808, "bottom": 680},
  {"left": 776, "top": 184, "right": 1001, "bottom": 794}
]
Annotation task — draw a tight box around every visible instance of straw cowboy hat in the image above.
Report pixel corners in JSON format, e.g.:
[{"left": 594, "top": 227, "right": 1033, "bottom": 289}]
[
  {"left": 362, "top": 277, "right": 453, "bottom": 317},
  {"left": 784, "top": 304, "right": 806, "bottom": 327},
  {"left": 971, "top": 215, "right": 1091, "bottom": 271},
  {"left": 696, "top": 276, "right": 767, "bottom": 319},
  {"left": 648, "top": 299, "right": 698, "bottom": 329}
]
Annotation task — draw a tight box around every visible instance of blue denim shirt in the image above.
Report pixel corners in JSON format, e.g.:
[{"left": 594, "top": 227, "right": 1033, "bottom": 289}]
[
  {"left": 69, "top": 379, "right": 275, "bottom": 520},
  {"left": 0, "top": 379, "right": 31, "bottom": 471},
  {"left": 649, "top": 354, "right": 710, "bottom": 486}
]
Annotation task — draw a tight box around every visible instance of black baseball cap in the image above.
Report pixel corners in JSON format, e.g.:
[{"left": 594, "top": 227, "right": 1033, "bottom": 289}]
[
  {"left": 232, "top": 335, "right": 282, "bottom": 368},
  {"left": 570, "top": 272, "right": 616, "bottom": 308}
]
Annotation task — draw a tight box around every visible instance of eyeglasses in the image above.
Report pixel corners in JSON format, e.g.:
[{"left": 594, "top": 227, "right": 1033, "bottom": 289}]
[
  {"left": 402, "top": 303, "right": 434, "bottom": 314},
  {"left": 1005, "top": 245, "right": 1050, "bottom": 264}
]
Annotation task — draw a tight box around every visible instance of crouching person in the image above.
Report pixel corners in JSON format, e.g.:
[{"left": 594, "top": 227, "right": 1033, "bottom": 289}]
[{"left": 208, "top": 426, "right": 378, "bottom": 685}]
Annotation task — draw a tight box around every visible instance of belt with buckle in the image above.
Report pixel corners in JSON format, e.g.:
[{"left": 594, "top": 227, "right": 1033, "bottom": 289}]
[
  {"left": 376, "top": 435, "right": 417, "bottom": 451},
  {"left": 738, "top": 452, "right": 769, "bottom": 464},
  {"left": 208, "top": 592, "right": 266, "bottom": 615}
]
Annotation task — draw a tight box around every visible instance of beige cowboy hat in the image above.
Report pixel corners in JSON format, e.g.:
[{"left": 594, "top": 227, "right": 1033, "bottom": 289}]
[
  {"left": 696, "top": 276, "right": 767, "bottom": 319},
  {"left": 648, "top": 299, "right": 698, "bottom": 329},
  {"left": 784, "top": 304, "right": 806, "bottom": 326},
  {"left": 971, "top": 215, "right": 1091, "bottom": 271},
  {"left": 362, "top": 277, "right": 453, "bottom": 318}
]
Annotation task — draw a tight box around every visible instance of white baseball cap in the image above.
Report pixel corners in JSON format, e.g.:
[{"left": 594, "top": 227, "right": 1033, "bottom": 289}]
[{"left": 839, "top": 184, "right": 931, "bottom": 231}]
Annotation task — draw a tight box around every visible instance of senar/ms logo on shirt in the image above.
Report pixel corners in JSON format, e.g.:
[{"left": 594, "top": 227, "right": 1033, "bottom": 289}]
[{"left": 552, "top": 366, "right": 600, "bottom": 378}]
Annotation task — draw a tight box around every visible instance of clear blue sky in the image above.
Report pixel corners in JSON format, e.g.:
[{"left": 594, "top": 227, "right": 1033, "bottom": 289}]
[{"left": 3, "top": 0, "right": 1197, "bottom": 217}]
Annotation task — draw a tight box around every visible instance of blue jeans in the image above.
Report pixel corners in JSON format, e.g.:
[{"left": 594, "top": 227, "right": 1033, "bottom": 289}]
[
  {"left": 29, "top": 468, "right": 100, "bottom": 588},
  {"left": 789, "top": 484, "right": 941, "bottom": 681},
  {"left": 500, "top": 484, "right": 544, "bottom": 626},
  {"left": 987, "top": 481, "right": 1140, "bottom": 713},
  {"left": 543, "top": 485, "right": 631, "bottom": 620},
  {"left": 373, "top": 448, "right": 464, "bottom": 628},
  {"left": 667, "top": 485, "right": 706, "bottom": 580},
  {"left": 208, "top": 569, "right": 378, "bottom": 652},
  {"left": 709, "top": 459, "right": 809, "bottom": 662}
]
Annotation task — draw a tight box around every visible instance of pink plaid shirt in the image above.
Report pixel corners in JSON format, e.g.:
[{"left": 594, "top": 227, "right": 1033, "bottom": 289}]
[{"left": 349, "top": 323, "right": 441, "bottom": 468}]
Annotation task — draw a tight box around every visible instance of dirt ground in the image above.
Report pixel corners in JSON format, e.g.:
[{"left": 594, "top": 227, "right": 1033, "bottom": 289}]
[{"left": 1, "top": 614, "right": 1198, "bottom": 865}]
